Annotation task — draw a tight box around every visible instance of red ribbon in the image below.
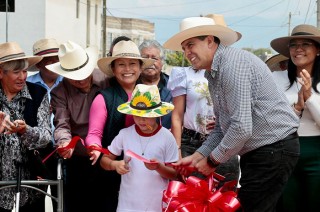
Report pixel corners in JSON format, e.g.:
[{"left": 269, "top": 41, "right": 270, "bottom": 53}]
[
  {"left": 42, "top": 136, "right": 109, "bottom": 163},
  {"left": 162, "top": 175, "right": 241, "bottom": 212}
]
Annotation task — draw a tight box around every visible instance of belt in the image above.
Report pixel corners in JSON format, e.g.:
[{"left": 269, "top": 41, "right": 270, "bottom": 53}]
[
  {"left": 283, "top": 131, "right": 298, "bottom": 140},
  {"left": 182, "top": 128, "right": 208, "bottom": 142}
]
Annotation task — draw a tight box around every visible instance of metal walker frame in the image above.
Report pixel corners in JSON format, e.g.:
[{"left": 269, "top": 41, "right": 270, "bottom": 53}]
[{"left": 0, "top": 158, "right": 64, "bottom": 212}]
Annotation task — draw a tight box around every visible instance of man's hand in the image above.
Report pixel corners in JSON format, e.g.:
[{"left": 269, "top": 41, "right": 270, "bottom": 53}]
[
  {"left": 57, "top": 141, "right": 74, "bottom": 159},
  {"left": 196, "top": 157, "right": 217, "bottom": 176},
  {"left": 171, "top": 152, "right": 204, "bottom": 176}
]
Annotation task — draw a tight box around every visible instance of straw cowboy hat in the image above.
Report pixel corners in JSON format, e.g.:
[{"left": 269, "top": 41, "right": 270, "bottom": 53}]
[
  {"left": 163, "top": 16, "right": 239, "bottom": 51},
  {"left": 0, "top": 42, "right": 42, "bottom": 68},
  {"left": 265, "top": 54, "right": 289, "bottom": 72},
  {"left": 46, "top": 41, "right": 98, "bottom": 80},
  {"left": 270, "top": 24, "right": 320, "bottom": 57},
  {"left": 33, "top": 38, "right": 59, "bottom": 57},
  {"left": 98, "top": 40, "right": 154, "bottom": 77},
  {"left": 117, "top": 84, "right": 174, "bottom": 118},
  {"left": 205, "top": 14, "right": 242, "bottom": 41}
]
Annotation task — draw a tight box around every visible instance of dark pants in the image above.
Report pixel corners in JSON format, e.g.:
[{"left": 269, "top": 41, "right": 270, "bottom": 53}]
[
  {"left": 181, "top": 130, "right": 240, "bottom": 182},
  {"left": 238, "top": 133, "right": 300, "bottom": 212},
  {"left": 63, "top": 155, "right": 120, "bottom": 212},
  {"left": 277, "top": 136, "right": 320, "bottom": 212}
]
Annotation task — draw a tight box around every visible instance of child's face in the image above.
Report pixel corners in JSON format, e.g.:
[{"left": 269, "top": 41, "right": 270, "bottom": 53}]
[{"left": 133, "top": 116, "right": 158, "bottom": 133}]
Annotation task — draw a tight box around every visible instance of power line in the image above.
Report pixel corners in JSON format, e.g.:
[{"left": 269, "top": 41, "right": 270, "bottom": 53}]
[
  {"left": 304, "top": 0, "right": 312, "bottom": 23},
  {"left": 109, "top": 0, "right": 215, "bottom": 9},
  {"left": 229, "top": 1, "right": 284, "bottom": 25}
]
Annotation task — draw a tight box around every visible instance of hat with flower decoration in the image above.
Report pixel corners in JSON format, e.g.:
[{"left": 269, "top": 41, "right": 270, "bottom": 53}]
[{"left": 117, "top": 84, "right": 174, "bottom": 117}]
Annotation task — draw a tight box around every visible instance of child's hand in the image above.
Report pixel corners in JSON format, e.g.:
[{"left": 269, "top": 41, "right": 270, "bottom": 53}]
[
  {"left": 88, "top": 146, "right": 101, "bottom": 165},
  {"left": 144, "top": 158, "right": 160, "bottom": 170},
  {"left": 114, "top": 160, "right": 130, "bottom": 175}
]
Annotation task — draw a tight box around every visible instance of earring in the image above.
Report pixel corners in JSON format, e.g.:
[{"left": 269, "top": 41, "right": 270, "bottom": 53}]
[{"left": 317, "top": 53, "right": 320, "bottom": 56}]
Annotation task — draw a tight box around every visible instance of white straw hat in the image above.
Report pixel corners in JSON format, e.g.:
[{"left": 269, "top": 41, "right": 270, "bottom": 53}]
[
  {"left": 46, "top": 41, "right": 98, "bottom": 80},
  {"left": 0, "top": 42, "right": 42, "bottom": 68},
  {"left": 33, "top": 38, "right": 59, "bottom": 57},
  {"left": 163, "top": 17, "right": 239, "bottom": 51},
  {"left": 98, "top": 40, "right": 154, "bottom": 77}
]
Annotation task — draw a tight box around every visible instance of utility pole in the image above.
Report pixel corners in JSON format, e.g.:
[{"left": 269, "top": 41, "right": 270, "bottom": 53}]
[
  {"left": 6, "top": 0, "right": 8, "bottom": 41},
  {"left": 288, "top": 12, "right": 292, "bottom": 36},
  {"left": 288, "top": 11, "right": 299, "bottom": 35},
  {"left": 317, "top": 0, "right": 320, "bottom": 28},
  {"left": 102, "top": 0, "right": 107, "bottom": 57}
]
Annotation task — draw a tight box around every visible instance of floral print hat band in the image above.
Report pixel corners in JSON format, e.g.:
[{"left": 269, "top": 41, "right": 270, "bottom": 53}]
[{"left": 117, "top": 84, "right": 174, "bottom": 118}]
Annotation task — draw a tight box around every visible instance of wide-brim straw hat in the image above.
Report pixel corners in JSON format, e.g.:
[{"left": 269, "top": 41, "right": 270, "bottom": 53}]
[
  {"left": 163, "top": 17, "right": 239, "bottom": 51},
  {"left": 117, "top": 84, "right": 174, "bottom": 118},
  {"left": 265, "top": 54, "right": 288, "bottom": 72},
  {"left": 0, "top": 42, "right": 42, "bottom": 68},
  {"left": 98, "top": 40, "right": 154, "bottom": 77},
  {"left": 33, "top": 38, "right": 59, "bottom": 57},
  {"left": 270, "top": 24, "right": 320, "bottom": 57},
  {"left": 46, "top": 41, "right": 98, "bottom": 80}
]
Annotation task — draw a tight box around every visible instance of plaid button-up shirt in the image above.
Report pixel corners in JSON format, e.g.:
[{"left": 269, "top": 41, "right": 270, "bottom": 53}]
[{"left": 197, "top": 44, "right": 299, "bottom": 163}]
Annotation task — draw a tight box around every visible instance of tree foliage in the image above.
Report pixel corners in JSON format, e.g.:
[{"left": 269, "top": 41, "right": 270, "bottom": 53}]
[
  {"left": 165, "top": 51, "right": 191, "bottom": 67},
  {"left": 165, "top": 48, "right": 273, "bottom": 66}
]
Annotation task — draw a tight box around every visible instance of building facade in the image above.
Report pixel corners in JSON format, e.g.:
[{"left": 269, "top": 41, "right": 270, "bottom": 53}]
[
  {"left": 105, "top": 15, "right": 155, "bottom": 52},
  {"left": 0, "top": 0, "right": 102, "bottom": 55}
]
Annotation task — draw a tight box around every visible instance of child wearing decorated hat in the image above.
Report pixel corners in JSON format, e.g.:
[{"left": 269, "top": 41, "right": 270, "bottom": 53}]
[{"left": 100, "top": 84, "right": 178, "bottom": 212}]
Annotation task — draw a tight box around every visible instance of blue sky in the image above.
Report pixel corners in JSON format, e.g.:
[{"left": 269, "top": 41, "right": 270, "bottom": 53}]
[{"left": 107, "top": 0, "right": 318, "bottom": 52}]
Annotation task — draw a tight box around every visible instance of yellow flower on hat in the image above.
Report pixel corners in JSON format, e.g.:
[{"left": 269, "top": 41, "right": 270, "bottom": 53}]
[
  {"left": 131, "top": 93, "right": 152, "bottom": 109},
  {"left": 154, "top": 106, "right": 173, "bottom": 115},
  {"left": 118, "top": 104, "right": 129, "bottom": 111},
  {"left": 131, "top": 110, "right": 148, "bottom": 116}
]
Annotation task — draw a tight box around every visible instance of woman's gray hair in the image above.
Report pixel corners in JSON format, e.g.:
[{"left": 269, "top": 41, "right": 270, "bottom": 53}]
[
  {"left": 0, "top": 59, "right": 29, "bottom": 73},
  {"left": 139, "top": 40, "right": 165, "bottom": 64}
]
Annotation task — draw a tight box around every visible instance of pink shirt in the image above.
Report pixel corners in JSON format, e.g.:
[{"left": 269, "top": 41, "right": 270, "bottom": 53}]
[{"left": 86, "top": 93, "right": 134, "bottom": 147}]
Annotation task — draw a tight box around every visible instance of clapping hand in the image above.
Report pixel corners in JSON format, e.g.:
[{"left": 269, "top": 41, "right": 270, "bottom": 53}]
[
  {"left": 298, "top": 69, "right": 312, "bottom": 101},
  {"left": 0, "top": 111, "right": 27, "bottom": 135}
]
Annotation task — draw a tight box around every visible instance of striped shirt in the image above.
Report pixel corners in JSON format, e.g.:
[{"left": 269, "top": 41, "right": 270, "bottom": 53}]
[{"left": 197, "top": 44, "right": 299, "bottom": 163}]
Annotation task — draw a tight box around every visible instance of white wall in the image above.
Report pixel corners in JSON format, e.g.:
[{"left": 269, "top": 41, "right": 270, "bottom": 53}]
[
  {"left": 0, "top": 0, "right": 46, "bottom": 54},
  {"left": 0, "top": 0, "right": 102, "bottom": 54}
]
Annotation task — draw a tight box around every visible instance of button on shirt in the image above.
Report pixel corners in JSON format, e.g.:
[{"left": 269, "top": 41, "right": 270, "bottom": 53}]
[{"left": 197, "top": 44, "right": 299, "bottom": 163}]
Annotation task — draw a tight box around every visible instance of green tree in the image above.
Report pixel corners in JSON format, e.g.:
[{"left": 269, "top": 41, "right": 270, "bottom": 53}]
[
  {"left": 242, "top": 47, "right": 273, "bottom": 61},
  {"left": 165, "top": 51, "right": 191, "bottom": 67}
]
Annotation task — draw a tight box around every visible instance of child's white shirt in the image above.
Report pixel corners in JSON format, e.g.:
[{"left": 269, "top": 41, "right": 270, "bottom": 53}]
[{"left": 108, "top": 125, "right": 179, "bottom": 212}]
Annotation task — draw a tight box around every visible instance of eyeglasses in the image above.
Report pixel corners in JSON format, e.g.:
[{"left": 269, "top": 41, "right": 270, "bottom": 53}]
[{"left": 288, "top": 42, "right": 314, "bottom": 50}]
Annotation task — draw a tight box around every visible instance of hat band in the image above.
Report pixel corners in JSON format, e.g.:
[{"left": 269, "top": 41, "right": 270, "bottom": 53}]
[
  {"left": 0, "top": 52, "right": 26, "bottom": 62},
  {"left": 60, "top": 54, "right": 89, "bottom": 72},
  {"left": 35, "top": 48, "right": 59, "bottom": 56},
  {"left": 292, "top": 32, "right": 314, "bottom": 36},
  {"left": 130, "top": 102, "right": 162, "bottom": 110},
  {"left": 114, "top": 53, "right": 141, "bottom": 58}
]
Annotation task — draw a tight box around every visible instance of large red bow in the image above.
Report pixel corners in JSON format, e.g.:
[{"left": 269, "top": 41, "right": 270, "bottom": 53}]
[{"left": 162, "top": 175, "right": 241, "bottom": 212}]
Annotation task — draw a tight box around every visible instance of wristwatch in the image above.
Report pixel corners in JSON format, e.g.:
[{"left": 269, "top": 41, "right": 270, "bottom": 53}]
[{"left": 207, "top": 156, "right": 220, "bottom": 168}]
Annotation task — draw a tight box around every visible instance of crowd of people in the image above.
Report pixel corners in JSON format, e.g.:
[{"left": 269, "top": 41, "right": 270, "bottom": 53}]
[{"left": 0, "top": 13, "right": 319, "bottom": 212}]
